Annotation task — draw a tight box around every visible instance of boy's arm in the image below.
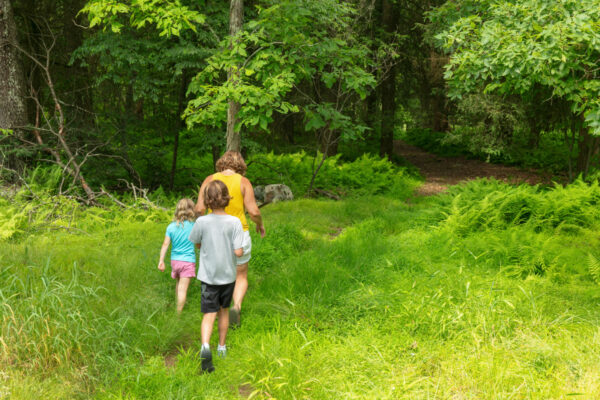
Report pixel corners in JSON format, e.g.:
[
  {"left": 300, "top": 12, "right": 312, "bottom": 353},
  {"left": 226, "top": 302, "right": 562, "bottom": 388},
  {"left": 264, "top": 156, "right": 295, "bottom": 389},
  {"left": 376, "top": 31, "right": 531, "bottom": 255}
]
[
  {"left": 234, "top": 247, "right": 243, "bottom": 257},
  {"left": 188, "top": 221, "right": 202, "bottom": 249},
  {"left": 158, "top": 236, "right": 171, "bottom": 271}
]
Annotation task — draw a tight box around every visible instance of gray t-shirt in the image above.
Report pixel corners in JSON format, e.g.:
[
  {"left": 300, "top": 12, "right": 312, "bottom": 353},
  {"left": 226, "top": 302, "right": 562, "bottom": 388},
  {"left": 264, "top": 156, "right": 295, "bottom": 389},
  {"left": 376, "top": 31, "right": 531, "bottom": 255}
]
[{"left": 188, "top": 214, "right": 244, "bottom": 285}]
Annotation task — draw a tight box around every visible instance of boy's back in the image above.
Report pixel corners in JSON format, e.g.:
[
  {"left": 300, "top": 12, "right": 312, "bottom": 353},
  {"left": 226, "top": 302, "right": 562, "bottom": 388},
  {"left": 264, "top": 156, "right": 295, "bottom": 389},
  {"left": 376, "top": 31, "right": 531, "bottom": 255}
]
[{"left": 189, "top": 214, "right": 243, "bottom": 285}]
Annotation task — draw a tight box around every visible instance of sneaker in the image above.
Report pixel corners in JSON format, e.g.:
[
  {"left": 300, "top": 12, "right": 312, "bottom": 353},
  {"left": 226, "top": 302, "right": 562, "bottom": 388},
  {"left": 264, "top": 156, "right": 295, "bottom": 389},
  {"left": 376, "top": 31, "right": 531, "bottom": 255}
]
[
  {"left": 200, "top": 347, "right": 215, "bottom": 373},
  {"left": 217, "top": 347, "right": 227, "bottom": 358},
  {"left": 229, "top": 307, "right": 241, "bottom": 329}
]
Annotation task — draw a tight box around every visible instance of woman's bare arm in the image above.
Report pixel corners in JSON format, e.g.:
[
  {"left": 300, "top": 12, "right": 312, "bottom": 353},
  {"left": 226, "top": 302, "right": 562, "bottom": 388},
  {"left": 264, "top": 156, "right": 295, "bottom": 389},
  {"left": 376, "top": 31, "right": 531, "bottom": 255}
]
[
  {"left": 241, "top": 177, "right": 265, "bottom": 237},
  {"left": 194, "top": 175, "right": 213, "bottom": 216}
]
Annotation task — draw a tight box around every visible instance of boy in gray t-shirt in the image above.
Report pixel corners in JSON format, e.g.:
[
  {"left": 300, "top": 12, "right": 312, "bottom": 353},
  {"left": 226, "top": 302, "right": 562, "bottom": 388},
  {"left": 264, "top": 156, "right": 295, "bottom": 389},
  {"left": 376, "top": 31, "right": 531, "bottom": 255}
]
[{"left": 188, "top": 180, "right": 243, "bottom": 373}]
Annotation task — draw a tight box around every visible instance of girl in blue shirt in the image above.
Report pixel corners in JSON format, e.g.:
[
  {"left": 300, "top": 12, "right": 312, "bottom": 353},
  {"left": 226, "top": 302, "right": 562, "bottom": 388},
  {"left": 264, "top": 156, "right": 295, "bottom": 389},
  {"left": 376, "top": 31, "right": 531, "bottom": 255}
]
[{"left": 158, "top": 198, "right": 197, "bottom": 313}]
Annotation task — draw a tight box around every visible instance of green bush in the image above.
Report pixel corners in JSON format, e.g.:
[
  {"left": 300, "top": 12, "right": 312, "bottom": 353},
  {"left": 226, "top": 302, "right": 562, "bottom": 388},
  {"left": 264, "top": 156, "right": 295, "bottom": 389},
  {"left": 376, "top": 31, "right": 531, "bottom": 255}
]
[
  {"left": 437, "top": 179, "right": 600, "bottom": 235},
  {"left": 247, "top": 152, "right": 419, "bottom": 199},
  {"left": 402, "top": 127, "right": 571, "bottom": 174},
  {"left": 401, "top": 128, "right": 470, "bottom": 158}
]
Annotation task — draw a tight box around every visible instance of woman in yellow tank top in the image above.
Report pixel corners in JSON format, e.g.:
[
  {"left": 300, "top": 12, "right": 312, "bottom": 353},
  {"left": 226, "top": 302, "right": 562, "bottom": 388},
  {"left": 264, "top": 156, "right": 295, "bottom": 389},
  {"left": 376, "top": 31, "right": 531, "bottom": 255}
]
[{"left": 195, "top": 151, "right": 265, "bottom": 328}]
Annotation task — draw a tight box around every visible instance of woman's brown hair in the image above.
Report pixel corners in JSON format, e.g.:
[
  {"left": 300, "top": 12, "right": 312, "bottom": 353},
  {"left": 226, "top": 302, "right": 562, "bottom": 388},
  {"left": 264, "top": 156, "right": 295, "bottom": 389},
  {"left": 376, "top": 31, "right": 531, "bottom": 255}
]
[
  {"left": 173, "top": 198, "right": 196, "bottom": 225},
  {"left": 215, "top": 151, "right": 247, "bottom": 175},
  {"left": 204, "top": 180, "right": 231, "bottom": 210}
]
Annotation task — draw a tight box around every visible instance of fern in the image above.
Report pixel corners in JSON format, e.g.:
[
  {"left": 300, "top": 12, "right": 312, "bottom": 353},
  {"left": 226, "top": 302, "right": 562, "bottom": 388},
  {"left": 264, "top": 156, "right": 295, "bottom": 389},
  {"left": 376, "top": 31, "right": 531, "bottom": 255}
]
[{"left": 588, "top": 253, "right": 600, "bottom": 285}]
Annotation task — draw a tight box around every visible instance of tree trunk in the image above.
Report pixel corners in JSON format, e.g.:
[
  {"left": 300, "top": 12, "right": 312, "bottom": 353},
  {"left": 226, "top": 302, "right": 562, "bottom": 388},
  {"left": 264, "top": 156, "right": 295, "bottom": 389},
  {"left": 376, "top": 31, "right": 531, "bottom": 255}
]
[
  {"left": 428, "top": 49, "right": 449, "bottom": 132},
  {"left": 379, "top": 0, "right": 396, "bottom": 158},
  {"left": 576, "top": 123, "right": 597, "bottom": 179},
  {"left": 0, "top": 0, "right": 28, "bottom": 132},
  {"left": 226, "top": 0, "right": 243, "bottom": 152},
  {"left": 169, "top": 71, "right": 189, "bottom": 190},
  {"left": 319, "top": 130, "right": 340, "bottom": 157}
]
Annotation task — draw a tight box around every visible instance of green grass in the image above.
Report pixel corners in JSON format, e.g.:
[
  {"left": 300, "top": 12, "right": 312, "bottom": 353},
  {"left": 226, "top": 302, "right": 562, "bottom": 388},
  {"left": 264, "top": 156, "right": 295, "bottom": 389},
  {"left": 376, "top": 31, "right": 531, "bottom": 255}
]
[{"left": 2, "top": 180, "right": 600, "bottom": 399}]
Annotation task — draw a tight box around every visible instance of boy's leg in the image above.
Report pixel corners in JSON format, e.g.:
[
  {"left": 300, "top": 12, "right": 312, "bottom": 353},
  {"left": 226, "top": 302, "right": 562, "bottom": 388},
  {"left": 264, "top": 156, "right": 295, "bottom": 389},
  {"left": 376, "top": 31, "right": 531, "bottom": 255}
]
[
  {"left": 200, "top": 312, "right": 217, "bottom": 372},
  {"left": 176, "top": 277, "right": 192, "bottom": 314},
  {"left": 201, "top": 312, "right": 217, "bottom": 344},
  {"left": 217, "top": 307, "right": 229, "bottom": 346}
]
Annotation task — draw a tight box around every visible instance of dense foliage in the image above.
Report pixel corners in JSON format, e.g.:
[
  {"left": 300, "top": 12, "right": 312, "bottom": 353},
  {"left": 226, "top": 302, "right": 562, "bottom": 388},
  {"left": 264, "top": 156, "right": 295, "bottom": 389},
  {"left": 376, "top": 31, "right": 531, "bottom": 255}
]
[
  {"left": 185, "top": 0, "right": 375, "bottom": 146},
  {"left": 429, "top": 0, "right": 600, "bottom": 177}
]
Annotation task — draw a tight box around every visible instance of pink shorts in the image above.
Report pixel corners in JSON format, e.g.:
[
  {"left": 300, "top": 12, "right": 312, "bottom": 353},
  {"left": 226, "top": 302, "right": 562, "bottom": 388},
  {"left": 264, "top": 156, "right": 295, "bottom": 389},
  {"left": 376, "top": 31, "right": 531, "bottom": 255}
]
[{"left": 171, "top": 260, "right": 196, "bottom": 279}]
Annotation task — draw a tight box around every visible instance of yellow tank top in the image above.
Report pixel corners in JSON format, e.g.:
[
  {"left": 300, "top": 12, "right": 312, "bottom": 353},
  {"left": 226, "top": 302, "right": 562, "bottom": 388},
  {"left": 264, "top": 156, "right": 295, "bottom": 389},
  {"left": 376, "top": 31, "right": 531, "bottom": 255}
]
[{"left": 212, "top": 172, "right": 249, "bottom": 231}]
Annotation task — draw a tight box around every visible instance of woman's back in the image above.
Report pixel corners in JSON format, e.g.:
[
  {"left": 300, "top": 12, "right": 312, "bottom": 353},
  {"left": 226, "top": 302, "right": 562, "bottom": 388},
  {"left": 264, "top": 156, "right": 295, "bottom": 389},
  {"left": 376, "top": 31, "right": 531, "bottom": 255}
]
[{"left": 212, "top": 172, "right": 249, "bottom": 231}]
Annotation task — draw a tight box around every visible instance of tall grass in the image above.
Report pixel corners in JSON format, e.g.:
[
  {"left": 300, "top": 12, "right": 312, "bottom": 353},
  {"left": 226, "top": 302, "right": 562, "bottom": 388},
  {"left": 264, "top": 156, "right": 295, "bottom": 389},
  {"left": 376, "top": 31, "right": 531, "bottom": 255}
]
[{"left": 2, "top": 178, "right": 600, "bottom": 398}]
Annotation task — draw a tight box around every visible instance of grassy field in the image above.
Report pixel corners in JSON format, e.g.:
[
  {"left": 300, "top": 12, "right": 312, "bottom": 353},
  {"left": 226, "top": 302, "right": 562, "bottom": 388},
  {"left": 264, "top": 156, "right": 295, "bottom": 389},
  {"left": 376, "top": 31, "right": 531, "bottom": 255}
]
[{"left": 2, "top": 180, "right": 600, "bottom": 399}]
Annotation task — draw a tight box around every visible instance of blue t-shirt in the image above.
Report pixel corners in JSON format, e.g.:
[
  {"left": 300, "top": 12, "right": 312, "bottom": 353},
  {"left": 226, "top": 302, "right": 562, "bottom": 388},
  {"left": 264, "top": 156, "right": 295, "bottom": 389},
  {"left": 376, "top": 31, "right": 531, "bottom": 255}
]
[{"left": 166, "top": 221, "right": 196, "bottom": 263}]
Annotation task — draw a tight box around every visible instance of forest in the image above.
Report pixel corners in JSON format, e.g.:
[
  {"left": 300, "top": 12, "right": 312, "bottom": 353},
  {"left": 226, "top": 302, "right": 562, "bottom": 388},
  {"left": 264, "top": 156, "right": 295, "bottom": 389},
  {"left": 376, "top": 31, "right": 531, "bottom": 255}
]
[{"left": 2, "top": 0, "right": 600, "bottom": 399}]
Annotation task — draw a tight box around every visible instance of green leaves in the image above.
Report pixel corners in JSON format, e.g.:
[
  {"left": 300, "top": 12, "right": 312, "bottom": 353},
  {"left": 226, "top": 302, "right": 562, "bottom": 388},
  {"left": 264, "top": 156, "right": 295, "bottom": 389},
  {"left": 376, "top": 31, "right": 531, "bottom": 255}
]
[
  {"left": 81, "top": 0, "right": 205, "bottom": 37},
  {"left": 431, "top": 0, "right": 600, "bottom": 134},
  {"left": 184, "top": 0, "right": 374, "bottom": 139}
]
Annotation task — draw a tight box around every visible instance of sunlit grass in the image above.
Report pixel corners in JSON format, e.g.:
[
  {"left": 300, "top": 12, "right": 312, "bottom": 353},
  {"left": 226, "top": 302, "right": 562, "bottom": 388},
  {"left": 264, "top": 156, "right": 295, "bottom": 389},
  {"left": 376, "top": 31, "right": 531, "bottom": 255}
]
[{"left": 2, "top": 180, "right": 600, "bottom": 398}]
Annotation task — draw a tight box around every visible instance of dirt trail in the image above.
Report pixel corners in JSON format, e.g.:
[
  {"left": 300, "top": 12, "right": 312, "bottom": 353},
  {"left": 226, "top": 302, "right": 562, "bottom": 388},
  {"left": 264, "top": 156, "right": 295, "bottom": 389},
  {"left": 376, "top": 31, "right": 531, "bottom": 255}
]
[{"left": 394, "top": 140, "right": 553, "bottom": 196}]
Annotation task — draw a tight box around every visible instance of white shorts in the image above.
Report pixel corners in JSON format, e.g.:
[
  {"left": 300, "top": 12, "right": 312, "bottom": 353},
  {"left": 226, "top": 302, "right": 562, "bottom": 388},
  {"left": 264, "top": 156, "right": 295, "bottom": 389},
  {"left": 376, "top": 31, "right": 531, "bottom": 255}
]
[{"left": 237, "top": 230, "right": 252, "bottom": 265}]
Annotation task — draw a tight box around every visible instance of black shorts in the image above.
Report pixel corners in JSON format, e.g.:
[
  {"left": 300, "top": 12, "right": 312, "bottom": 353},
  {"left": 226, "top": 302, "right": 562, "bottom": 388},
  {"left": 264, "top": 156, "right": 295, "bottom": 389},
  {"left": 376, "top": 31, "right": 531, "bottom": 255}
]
[{"left": 200, "top": 281, "right": 235, "bottom": 313}]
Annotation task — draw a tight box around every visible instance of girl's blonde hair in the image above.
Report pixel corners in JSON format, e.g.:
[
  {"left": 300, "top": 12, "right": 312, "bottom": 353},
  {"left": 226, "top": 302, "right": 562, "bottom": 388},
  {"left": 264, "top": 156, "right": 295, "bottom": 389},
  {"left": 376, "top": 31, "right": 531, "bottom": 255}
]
[{"left": 173, "top": 198, "right": 196, "bottom": 225}]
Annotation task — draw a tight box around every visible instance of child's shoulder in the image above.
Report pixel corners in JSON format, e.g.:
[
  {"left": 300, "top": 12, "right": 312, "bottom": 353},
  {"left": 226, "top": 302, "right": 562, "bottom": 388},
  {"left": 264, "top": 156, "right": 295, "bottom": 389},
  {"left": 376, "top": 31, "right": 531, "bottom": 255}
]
[
  {"left": 199, "top": 214, "right": 239, "bottom": 226},
  {"left": 166, "top": 221, "right": 177, "bottom": 229},
  {"left": 168, "top": 220, "right": 195, "bottom": 230}
]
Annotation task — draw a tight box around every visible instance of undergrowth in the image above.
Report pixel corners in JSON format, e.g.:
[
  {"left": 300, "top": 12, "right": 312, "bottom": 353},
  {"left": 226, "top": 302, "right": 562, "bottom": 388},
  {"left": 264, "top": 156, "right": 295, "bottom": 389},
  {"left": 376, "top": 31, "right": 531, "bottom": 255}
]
[
  {"left": 401, "top": 128, "right": 570, "bottom": 174},
  {"left": 246, "top": 151, "right": 419, "bottom": 198},
  {"left": 2, "top": 177, "right": 600, "bottom": 398}
]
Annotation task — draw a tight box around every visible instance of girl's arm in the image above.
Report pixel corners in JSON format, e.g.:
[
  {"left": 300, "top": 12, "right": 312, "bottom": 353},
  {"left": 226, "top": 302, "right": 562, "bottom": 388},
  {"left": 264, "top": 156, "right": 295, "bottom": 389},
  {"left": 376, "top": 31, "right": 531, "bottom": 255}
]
[{"left": 158, "top": 236, "right": 171, "bottom": 271}]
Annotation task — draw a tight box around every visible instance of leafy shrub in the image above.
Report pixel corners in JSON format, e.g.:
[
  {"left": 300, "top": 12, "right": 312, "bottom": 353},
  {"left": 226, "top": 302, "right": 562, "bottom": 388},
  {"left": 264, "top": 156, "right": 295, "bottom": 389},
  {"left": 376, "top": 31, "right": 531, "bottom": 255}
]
[
  {"left": 247, "top": 151, "right": 419, "bottom": 199},
  {"left": 0, "top": 177, "right": 171, "bottom": 240},
  {"left": 402, "top": 126, "right": 571, "bottom": 174},
  {"left": 437, "top": 179, "right": 600, "bottom": 236},
  {"left": 450, "top": 93, "right": 527, "bottom": 161},
  {"left": 401, "top": 128, "right": 469, "bottom": 158}
]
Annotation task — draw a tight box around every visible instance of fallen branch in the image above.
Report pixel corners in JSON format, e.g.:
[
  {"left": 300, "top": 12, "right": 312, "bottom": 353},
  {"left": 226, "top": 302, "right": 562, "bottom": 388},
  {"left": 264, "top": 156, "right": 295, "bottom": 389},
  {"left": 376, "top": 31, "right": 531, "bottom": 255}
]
[
  {"left": 98, "top": 188, "right": 130, "bottom": 209},
  {"left": 312, "top": 187, "right": 341, "bottom": 201}
]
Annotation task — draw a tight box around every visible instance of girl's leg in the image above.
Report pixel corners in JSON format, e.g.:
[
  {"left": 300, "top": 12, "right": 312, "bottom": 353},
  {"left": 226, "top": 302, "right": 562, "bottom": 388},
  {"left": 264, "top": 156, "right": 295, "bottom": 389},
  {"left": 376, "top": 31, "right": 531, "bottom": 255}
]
[
  {"left": 217, "top": 307, "right": 229, "bottom": 346},
  {"left": 232, "top": 263, "right": 248, "bottom": 311},
  {"left": 175, "top": 278, "right": 180, "bottom": 308},
  {"left": 176, "top": 277, "right": 192, "bottom": 314}
]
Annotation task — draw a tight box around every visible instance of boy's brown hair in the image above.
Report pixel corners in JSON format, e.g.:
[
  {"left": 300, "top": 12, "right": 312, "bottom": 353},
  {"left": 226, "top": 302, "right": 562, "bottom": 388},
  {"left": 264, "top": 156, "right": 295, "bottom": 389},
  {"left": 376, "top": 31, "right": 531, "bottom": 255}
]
[
  {"left": 215, "top": 151, "right": 247, "bottom": 175},
  {"left": 204, "top": 180, "right": 231, "bottom": 210}
]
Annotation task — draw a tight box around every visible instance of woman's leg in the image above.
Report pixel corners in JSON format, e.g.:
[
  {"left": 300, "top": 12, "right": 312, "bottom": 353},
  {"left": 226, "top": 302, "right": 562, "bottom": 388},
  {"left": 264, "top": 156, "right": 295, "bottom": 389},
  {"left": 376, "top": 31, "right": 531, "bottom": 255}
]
[
  {"left": 217, "top": 307, "right": 229, "bottom": 346},
  {"left": 176, "top": 277, "right": 192, "bottom": 314},
  {"left": 232, "top": 263, "right": 248, "bottom": 311}
]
